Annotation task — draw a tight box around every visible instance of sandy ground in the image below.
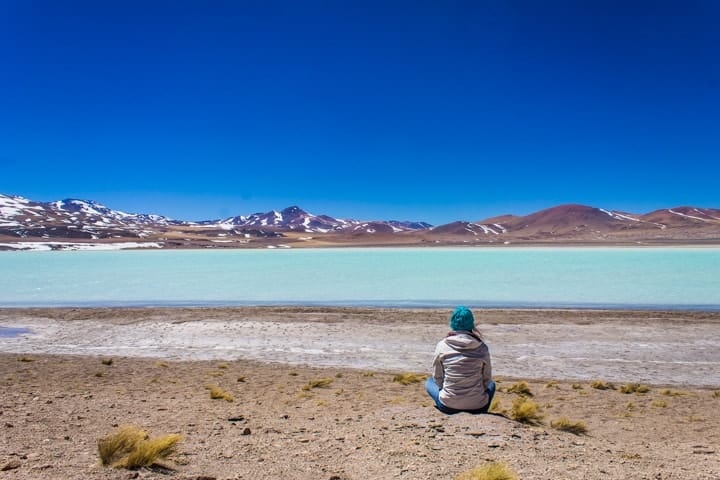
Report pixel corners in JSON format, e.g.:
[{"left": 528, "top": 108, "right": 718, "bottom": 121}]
[{"left": 0, "top": 307, "right": 719, "bottom": 479}]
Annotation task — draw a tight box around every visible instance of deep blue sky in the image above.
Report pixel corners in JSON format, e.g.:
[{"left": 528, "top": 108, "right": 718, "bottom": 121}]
[{"left": 2, "top": 1, "right": 718, "bottom": 223}]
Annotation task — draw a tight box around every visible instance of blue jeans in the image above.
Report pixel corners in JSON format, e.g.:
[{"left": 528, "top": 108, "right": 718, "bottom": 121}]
[{"left": 425, "top": 377, "right": 496, "bottom": 415}]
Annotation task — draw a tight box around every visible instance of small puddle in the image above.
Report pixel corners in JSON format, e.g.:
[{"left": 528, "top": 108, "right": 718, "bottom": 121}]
[{"left": 0, "top": 327, "right": 32, "bottom": 338}]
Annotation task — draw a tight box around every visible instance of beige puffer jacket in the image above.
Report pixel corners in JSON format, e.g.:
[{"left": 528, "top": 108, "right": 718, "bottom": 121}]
[{"left": 432, "top": 330, "right": 492, "bottom": 410}]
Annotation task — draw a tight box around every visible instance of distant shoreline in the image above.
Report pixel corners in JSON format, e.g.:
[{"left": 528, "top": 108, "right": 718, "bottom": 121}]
[
  {"left": 3, "top": 302, "right": 720, "bottom": 312},
  {"left": 2, "top": 239, "right": 720, "bottom": 252}
]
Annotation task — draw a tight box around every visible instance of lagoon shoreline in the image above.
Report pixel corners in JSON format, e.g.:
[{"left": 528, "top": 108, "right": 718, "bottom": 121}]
[{"left": 2, "top": 306, "right": 720, "bottom": 387}]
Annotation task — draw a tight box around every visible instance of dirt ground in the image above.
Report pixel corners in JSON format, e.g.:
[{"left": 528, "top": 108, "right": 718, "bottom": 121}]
[{"left": 0, "top": 308, "right": 719, "bottom": 479}]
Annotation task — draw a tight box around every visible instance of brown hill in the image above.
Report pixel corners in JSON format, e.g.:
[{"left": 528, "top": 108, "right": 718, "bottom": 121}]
[{"left": 641, "top": 207, "right": 720, "bottom": 227}]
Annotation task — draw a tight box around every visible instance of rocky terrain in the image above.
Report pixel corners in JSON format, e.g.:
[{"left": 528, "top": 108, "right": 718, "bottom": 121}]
[{"left": 1, "top": 194, "right": 719, "bottom": 250}]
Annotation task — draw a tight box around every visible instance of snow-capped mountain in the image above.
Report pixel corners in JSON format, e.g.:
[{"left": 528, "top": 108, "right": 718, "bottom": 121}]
[
  {"left": 216, "top": 205, "right": 431, "bottom": 234},
  {"left": 1, "top": 194, "right": 719, "bottom": 248},
  {"left": 0, "top": 194, "right": 432, "bottom": 243},
  {"left": 0, "top": 194, "right": 180, "bottom": 240}
]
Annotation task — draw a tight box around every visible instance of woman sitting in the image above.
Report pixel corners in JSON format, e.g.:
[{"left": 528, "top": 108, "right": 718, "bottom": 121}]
[{"left": 425, "top": 306, "right": 496, "bottom": 414}]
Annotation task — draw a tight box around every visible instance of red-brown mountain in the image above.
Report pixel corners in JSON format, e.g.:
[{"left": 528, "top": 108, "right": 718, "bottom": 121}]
[{"left": 424, "top": 204, "right": 720, "bottom": 243}]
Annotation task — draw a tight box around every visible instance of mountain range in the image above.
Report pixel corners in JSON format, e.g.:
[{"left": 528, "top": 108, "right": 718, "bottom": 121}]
[{"left": 1, "top": 193, "right": 719, "bottom": 250}]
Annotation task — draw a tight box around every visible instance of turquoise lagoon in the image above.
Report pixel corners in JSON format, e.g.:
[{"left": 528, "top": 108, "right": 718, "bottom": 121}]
[{"left": 1, "top": 247, "right": 719, "bottom": 309}]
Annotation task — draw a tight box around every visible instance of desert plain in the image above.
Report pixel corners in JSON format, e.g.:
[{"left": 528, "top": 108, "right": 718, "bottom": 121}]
[{"left": 0, "top": 307, "right": 719, "bottom": 479}]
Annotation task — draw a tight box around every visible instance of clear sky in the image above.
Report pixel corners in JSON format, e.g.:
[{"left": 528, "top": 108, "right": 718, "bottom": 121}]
[{"left": 1, "top": 1, "right": 718, "bottom": 224}]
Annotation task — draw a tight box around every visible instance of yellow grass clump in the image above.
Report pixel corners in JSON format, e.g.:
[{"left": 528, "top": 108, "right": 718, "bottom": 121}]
[
  {"left": 544, "top": 380, "right": 559, "bottom": 389},
  {"left": 301, "top": 378, "right": 334, "bottom": 391},
  {"left": 550, "top": 417, "right": 588, "bottom": 435},
  {"left": 98, "top": 425, "right": 182, "bottom": 469},
  {"left": 205, "top": 384, "right": 234, "bottom": 402},
  {"left": 455, "top": 461, "right": 518, "bottom": 480},
  {"left": 711, "top": 390, "right": 720, "bottom": 398},
  {"left": 510, "top": 397, "right": 543, "bottom": 424},
  {"left": 101, "top": 358, "right": 114, "bottom": 366},
  {"left": 506, "top": 381, "right": 533, "bottom": 396},
  {"left": 590, "top": 380, "right": 614, "bottom": 390},
  {"left": 620, "top": 383, "right": 650, "bottom": 394},
  {"left": 571, "top": 383, "right": 583, "bottom": 390},
  {"left": 17, "top": 356, "right": 34, "bottom": 362},
  {"left": 651, "top": 400, "right": 668, "bottom": 408},
  {"left": 155, "top": 361, "right": 169, "bottom": 368},
  {"left": 489, "top": 398, "right": 504, "bottom": 414},
  {"left": 392, "top": 373, "right": 427, "bottom": 385},
  {"left": 217, "top": 363, "right": 229, "bottom": 369}
]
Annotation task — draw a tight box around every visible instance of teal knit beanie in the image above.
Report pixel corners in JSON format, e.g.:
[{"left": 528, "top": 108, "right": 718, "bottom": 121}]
[{"left": 450, "top": 306, "right": 474, "bottom": 331}]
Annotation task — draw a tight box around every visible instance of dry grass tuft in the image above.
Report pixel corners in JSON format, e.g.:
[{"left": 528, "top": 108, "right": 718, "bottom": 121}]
[
  {"left": 455, "top": 461, "right": 518, "bottom": 480},
  {"left": 506, "top": 381, "right": 533, "bottom": 396},
  {"left": 101, "top": 358, "right": 114, "bottom": 366},
  {"left": 237, "top": 376, "right": 246, "bottom": 383},
  {"left": 205, "top": 384, "right": 234, "bottom": 402},
  {"left": 620, "top": 383, "right": 650, "bottom": 394},
  {"left": 115, "top": 435, "right": 183, "bottom": 469},
  {"left": 550, "top": 417, "right": 588, "bottom": 435},
  {"left": 207, "top": 371, "right": 224, "bottom": 377},
  {"left": 660, "top": 388, "right": 687, "bottom": 396},
  {"left": 155, "top": 361, "right": 169, "bottom": 368},
  {"left": 217, "top": 363, "right": 229, "bottom": 369},
  {"left": 17, "top": 356, "right": 34, "bottom": 362},
  {"left": 98, "top": 425, "right": 147, "bottom": 466},
  {"left": 622, "top": 452, "right": 641, "bottom": 460},
  {"left": 590, "top": 380, "right": 614, "bottom": 390},
  {"left": 544, "top": 380, "right": 559, "bottom": 389},
  {"left": 509, "top": 397, "right": 543, "bottom": 424},
  {"left": 301, "top": 378, "right": 334, "bottom": 391},
  {"left": 335, "top": 372, "right": 343, "bottom": 378},
  {"left": 651, "top": 400, "right": 668, "bottom": 408},
  {"left": 571, "top": 383, "right": 583, "bottom": 390},
  {"left": 362, "top": 372, "right": 375, "bottom": 377},
  {"left": 94, "top": 372, "right": 104, "bottom": 377},
  {"left": 711, "top": 390, "right": 720, "bottom": 398},
  {"left": 98, "top": 425, "right": 182, "bottom": 469},
  {"left": 489, "top": 398, "right": 505, "bottom": 414},
  {"left": 392, "top": 373, "right": 427, "bottom": 385}
]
